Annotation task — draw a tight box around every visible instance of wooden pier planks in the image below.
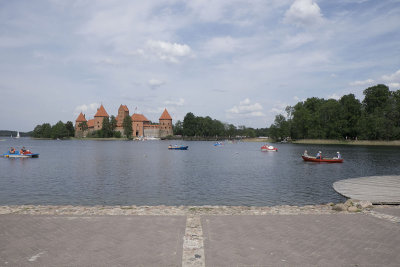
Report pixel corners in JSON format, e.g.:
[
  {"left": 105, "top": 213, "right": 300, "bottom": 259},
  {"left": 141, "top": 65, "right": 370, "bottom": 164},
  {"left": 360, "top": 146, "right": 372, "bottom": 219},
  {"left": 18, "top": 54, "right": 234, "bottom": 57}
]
[{"left": 333, "top": 176, "right": 400, "bottom": 204}]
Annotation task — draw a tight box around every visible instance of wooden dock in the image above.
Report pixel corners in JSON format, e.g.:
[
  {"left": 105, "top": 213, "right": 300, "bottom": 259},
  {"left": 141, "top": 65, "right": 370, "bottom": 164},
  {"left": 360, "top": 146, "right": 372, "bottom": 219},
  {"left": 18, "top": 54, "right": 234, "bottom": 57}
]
[{"left": 333, "top": 176, "right": 400, "bottom": 204}]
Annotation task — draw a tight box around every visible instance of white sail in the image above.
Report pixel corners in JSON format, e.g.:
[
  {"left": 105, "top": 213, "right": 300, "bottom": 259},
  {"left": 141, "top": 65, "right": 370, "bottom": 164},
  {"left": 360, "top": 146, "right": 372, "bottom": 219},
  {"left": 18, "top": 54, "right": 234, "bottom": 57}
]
[{"left": 16, "top": 131, "right": 20, "bottom": 138}]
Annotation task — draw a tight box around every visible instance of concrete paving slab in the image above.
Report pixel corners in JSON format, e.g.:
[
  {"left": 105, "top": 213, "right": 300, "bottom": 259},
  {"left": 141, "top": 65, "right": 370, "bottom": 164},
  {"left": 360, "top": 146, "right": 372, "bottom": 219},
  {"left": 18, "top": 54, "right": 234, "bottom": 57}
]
[
  {"left": 202, "top": 214, "right": 400, "bottom": 266},
  {"left": 374, "top": 206, "right": 400, "bottom": 218},
  {"left": 0, "top": 215, "right": 185, "bottom": 266}
]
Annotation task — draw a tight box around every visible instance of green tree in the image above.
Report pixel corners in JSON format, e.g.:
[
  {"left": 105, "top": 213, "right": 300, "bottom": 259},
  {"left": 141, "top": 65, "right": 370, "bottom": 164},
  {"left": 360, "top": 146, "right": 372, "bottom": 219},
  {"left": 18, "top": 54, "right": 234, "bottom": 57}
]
[
  {"left": 65, "top": 121, "right": 75, "bottom": 137},
  {"left": 226, "top": 124, "right": 237, "bottom": 138},
  {"left": 51, "top": 121, "right": 68, "bottom": 139},
  {"left": 270, "top": 114, "right": 289, "bottom": 140},
  {"left": 363, "top": 84, "right": 390, "bottom": 114},
  {"left": 33, "top": 124, "right": 43, "bottom": 138},
  {"left": 41, "top": 123, "right": 52, "bottom": 138},
  {"left": 183, "top": 112, "right": 196, "bottom": 136},
  {"left": 339, "top": 94, "right": 362, "bottom": 139},
  {"left": 110, "top": 116, "right": 117, "bottom": 133},
  {"left": 173, "top": 120, "right": 183, "bottom": 135},
  {"left": 101, "top": 117, "right": 112, "bottom": 137},
  {"left": 123, "top": 115, "right": 133, "bottom": 138}
]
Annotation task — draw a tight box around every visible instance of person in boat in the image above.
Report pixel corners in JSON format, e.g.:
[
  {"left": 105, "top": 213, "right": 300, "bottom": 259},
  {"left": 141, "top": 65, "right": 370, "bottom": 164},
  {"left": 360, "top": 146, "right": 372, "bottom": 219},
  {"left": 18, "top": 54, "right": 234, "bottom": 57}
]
[
  {"left": 316, "top": 151, "right": 322, "bottom": 159},
  {"left": 9, "top": 147, "right": 15, "bottom": 154},
  {"left": 19, "top": 148, "right": 24, "bottom": 154},
  {"left": 336, "top": 151, "right": 341, "bottom": 159},
  {"left": 21, "top": 147, "right": 26, "bottom": 153},
  {"left": 303, "top": 150, "right": 308, "bottom": 156}
]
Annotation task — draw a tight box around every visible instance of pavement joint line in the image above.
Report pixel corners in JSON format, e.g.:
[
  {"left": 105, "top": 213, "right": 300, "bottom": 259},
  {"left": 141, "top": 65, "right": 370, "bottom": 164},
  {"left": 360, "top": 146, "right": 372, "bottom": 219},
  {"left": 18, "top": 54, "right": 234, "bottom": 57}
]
[
  {"left": 363, "top": 210, "right": 400, "bottom": 224},
  {"left": 182, "top": 215, "right": 205, "bottom": 267}
]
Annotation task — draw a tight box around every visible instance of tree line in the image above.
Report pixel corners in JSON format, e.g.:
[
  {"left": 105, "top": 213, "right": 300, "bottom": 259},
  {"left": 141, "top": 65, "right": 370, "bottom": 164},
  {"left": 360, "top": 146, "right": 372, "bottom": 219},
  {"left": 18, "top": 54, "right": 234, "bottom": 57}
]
[
  {"left": 33, "top": 121, "right": 75, "bottom": 139},
  {"left": 269, "top": 84, "right": 400, "bottom": 141},
  {"left": 173, "top": 112, "right": 268, "bottom": 139}
]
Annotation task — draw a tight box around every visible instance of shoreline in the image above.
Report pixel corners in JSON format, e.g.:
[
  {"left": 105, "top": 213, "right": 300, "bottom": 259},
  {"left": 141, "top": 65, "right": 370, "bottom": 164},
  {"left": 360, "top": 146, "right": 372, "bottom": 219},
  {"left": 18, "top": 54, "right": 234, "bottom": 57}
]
[
  {"left": 1, "top": 202, "right": 397, "bottom": 216},
  {"left": 292, "top": 139, "right": 400, "bottom": 146},
  {"left": 12, "top": 137, "right": 400, "bottom": 146}
]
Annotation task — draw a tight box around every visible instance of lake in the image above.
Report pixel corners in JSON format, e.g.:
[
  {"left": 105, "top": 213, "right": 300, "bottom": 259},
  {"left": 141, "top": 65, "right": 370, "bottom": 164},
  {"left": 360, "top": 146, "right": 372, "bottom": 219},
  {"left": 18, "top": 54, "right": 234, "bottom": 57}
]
[{"left": 1, "top": 138, "right": 399, "bottom": 206}]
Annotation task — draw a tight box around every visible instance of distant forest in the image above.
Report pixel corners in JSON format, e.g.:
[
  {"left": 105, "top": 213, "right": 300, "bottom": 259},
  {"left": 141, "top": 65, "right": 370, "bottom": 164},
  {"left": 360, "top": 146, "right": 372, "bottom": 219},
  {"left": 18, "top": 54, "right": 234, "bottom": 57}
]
[
  {"left": 268, "top": 84, "right": 400, "bottom": 141},
  {"left": 173, "top": 112, "right": 268, "bottom": 139},
  {"left": 0, "top": 130, "right": 32, "bottom": 137}
]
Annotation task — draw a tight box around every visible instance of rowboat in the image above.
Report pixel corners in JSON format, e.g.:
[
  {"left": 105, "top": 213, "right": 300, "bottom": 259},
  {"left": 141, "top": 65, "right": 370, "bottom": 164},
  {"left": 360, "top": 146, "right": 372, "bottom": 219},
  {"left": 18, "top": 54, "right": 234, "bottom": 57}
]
[
  {"left": 168, "top": 145, "right": 188, "bottom": 150},
  {"left": 3, "top": 151, "right": 39, "bottom": 158},
  {"left": 261, "top": 144, "right": 278, "bottom": 152},
  {"left": 302, "top": 155, "right": 343, "bottom": 163}
]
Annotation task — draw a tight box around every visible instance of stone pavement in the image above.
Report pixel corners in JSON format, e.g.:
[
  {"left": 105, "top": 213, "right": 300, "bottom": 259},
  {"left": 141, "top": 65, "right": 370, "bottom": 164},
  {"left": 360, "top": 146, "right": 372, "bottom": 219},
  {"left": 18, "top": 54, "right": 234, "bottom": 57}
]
[
  {"left": 0, "top": 216, "right": 186, "bottom": 266},
  {"left": 0, "top": 206, "right": 399, "bottom": 266}
]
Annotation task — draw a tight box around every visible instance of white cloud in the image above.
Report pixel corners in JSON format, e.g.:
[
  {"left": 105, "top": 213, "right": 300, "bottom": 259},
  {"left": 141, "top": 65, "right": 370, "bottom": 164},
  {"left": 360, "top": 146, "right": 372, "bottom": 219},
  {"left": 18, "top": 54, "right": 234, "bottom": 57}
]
[
  {"left": 270, "top": 101, "right": 288, "bottom": 115},
  {"left": 382, "top": 69, "right": 400, "bottom": 83},
  {"left": 74, "top": 103, "right": 100, "bottom": 117},
  {"left": 284, "top": 0, "right": 324, "bottom": 27},
  {"left": 388, "top": 82, "right": 400, "bottom": 89},
  {"left": 203, "top": 36, "right": 241, "bottom": 55},
  {"left": 327, "top": 93, "right": 341, "bottom": 100},
  {"left": 349, "top": 79, "right": 375, "bottom": 86},
  {"left": 164, "top": 98, "right": 185, "bottom": 106},
  {"left": 145, "top": 40, "right": 192, "bottom": 63},
  {"left": 284, "top": 33, "right": 315, "bottom": 48},
  {"left": 227, "top": 98, "right": 265, "bottom": 117},
  {"left": 148, "top": 79, "right": 165, "bottom": 90}
]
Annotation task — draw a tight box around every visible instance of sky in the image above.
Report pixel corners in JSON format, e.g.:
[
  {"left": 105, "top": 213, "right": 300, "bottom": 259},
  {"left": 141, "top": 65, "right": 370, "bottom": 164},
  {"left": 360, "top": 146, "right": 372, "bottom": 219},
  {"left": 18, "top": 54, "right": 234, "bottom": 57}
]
[{"left": 1, "top": 0, "right": 399, "bottom": 132}]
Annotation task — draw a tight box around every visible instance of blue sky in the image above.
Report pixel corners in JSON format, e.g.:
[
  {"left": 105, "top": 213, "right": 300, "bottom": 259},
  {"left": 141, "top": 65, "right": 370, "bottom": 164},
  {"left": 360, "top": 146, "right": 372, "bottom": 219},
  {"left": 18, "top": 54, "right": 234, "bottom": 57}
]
[{"left": 1, "top": 0, "right": 399, "bottom": 131}]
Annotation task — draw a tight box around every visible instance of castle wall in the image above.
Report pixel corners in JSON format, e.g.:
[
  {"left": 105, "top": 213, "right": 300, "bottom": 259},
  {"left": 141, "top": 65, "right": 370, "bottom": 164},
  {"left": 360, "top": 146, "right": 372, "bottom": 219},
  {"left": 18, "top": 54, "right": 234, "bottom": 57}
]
[
  {"left": 132, "top": 121, "right": 144, "bottom": 137},
  {"left": 94, "top": 117, "right": 103, "bottom": 130},
  {"left": 144, "top": 126, "right": 160, "bottom": 138}
]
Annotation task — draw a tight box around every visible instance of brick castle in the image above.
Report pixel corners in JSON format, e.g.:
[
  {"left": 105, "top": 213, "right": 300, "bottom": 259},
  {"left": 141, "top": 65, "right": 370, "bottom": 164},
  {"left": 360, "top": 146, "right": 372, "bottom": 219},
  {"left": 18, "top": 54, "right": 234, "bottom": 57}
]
[{"left": 75, "top": 104, "right": 173, "bottom": 138}]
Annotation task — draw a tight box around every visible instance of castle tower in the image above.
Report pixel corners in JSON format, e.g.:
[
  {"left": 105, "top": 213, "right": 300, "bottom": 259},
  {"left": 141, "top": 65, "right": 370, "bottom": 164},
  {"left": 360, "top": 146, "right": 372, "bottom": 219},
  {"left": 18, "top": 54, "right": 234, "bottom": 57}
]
[
  {"left": 94, "top": 104, "right": 109, "bottom": 130},
  {"left": 159, "top": 108, "right": 173, "bottom": 137},
  {"left": 115, "top": 104, "right": 129, "bottom": 134},
  {"left": 75, "top": 112, "right": 87, "bottom": 137},
  {"left": 116, "top": 105, "right": 129, "bottom": 128},
  {"left": 131, "top": 113, "right": 150, "bottom": 137}
]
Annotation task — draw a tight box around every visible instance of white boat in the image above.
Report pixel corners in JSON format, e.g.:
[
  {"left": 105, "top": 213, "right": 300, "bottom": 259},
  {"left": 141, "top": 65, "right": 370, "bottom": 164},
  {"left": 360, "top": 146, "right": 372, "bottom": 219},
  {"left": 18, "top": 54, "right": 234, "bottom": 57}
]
[{"left": 16, "top": 131, "right": 20, "bottom": 138}]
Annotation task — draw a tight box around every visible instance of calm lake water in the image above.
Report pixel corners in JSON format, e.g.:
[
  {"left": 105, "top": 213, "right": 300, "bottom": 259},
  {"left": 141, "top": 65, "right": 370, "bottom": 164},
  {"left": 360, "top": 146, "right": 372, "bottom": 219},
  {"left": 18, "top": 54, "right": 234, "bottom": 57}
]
[{"left": 1, "top": 138, "right": 399, "bottom": 206}]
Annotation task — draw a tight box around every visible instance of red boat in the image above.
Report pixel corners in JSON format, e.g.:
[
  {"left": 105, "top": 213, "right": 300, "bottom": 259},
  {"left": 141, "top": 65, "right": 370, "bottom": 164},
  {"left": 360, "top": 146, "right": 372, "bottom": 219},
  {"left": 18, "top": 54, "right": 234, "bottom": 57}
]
[
  {"left": 261, "top": 145, "right": 278, "bottom": 152},
  {"left": 302, "top": 155, "right": 343, "bottom": 163}
]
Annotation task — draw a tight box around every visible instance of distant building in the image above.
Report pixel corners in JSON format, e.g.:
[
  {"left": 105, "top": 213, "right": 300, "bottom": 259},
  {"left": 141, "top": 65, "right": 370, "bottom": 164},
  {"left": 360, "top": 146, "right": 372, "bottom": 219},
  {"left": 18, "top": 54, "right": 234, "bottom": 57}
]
[{"left": 75, "top": 104, "right": 173, "bottom": 138}]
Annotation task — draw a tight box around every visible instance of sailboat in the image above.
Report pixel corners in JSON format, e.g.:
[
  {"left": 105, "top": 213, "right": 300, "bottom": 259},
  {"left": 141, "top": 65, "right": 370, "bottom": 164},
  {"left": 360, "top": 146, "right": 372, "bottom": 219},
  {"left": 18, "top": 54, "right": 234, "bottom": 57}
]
[{"left": 16, "top": 131, "right": 20, "bottom": 139}]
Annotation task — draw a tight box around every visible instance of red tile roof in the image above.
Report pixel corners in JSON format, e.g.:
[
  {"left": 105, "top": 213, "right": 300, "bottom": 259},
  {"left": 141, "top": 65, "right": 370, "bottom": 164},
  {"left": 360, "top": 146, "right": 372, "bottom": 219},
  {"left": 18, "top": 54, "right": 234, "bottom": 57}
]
[
  {"left": 87, "top": 119, "right": 94, "bottom": 128},
  {"left": 131, "top": 113, "right": 149, "bottom": 122},
  {"left": 159, "top": 108, "right": 172, "bottom": 120},
  {"left": 94, "top": 105, "right": 109, "bottom": 117},
  {"left": 120, "top": 104, "right": 129, "bottom": 112},
  {"left": 76, "top": 112, "right": 87, "bottom": 122}
]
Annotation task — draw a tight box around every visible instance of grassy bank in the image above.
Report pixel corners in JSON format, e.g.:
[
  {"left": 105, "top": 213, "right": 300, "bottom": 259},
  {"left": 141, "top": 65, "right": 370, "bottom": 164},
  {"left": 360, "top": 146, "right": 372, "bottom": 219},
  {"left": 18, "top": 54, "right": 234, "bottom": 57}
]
[{"left": 292, "top": 139, "right": 400, "bottom": 146}]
